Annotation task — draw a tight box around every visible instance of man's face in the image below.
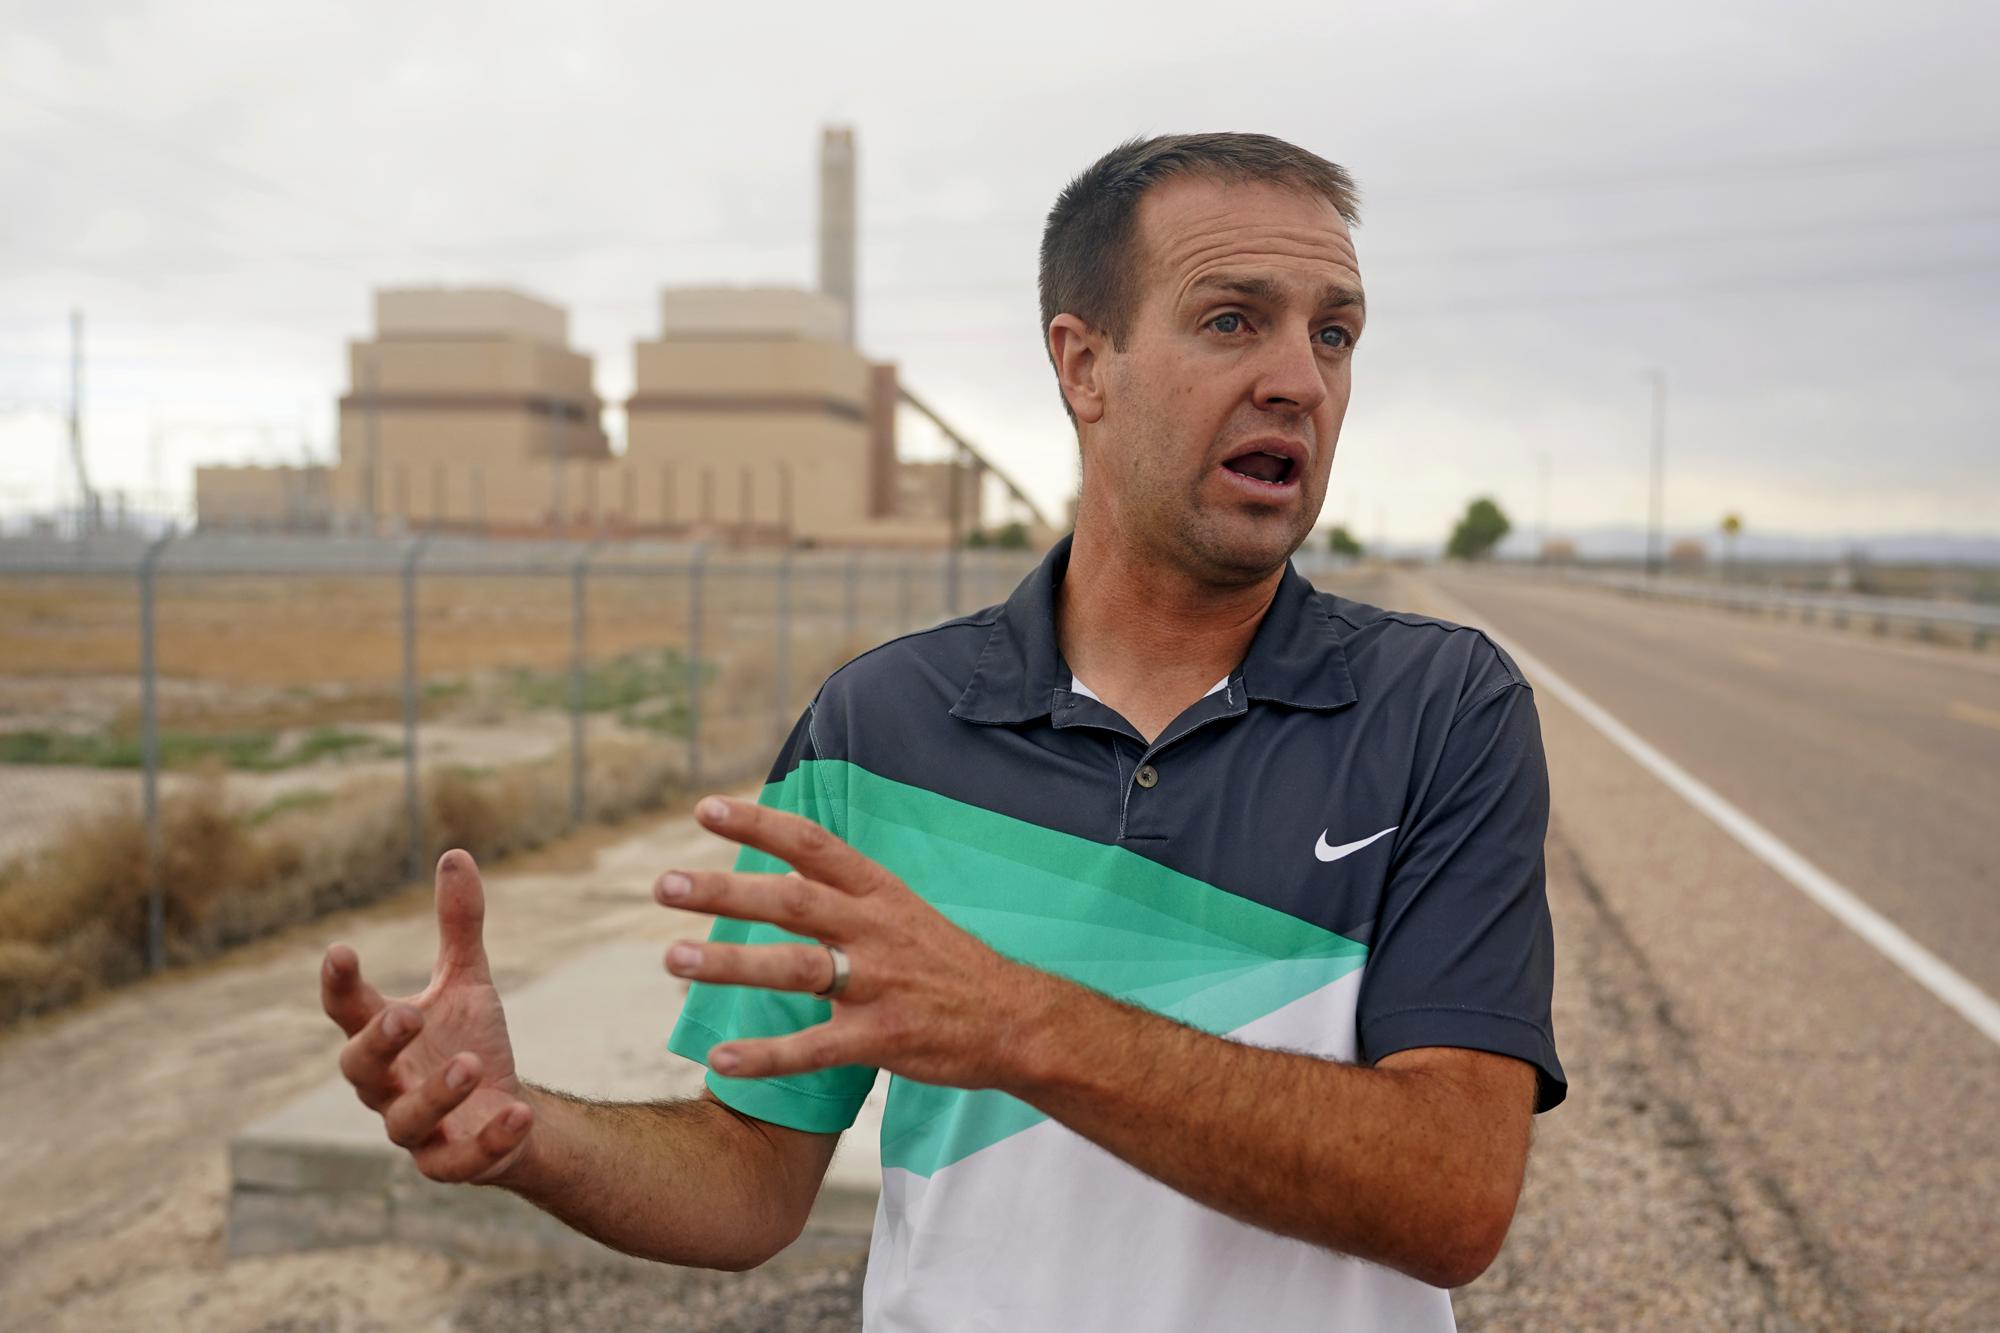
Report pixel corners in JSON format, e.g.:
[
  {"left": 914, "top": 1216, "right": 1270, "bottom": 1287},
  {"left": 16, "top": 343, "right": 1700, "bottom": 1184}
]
[{"left": 1082, "top": 175, "right": 1364, "bottom": 583}]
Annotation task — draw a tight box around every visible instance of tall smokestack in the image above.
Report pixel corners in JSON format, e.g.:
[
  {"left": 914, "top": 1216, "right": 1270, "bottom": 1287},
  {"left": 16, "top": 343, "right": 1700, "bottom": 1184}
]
[{"left": 818, "top": 126, "right": 857, "bottom": 345}]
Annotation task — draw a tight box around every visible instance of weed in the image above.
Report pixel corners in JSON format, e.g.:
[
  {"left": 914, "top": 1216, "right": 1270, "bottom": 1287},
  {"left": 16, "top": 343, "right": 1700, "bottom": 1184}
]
[
  {"left": 247, "top": 789, "right": 336, "bottom": 826},
  {"left": 0, "top": 739, "right": 690, "bottom": 1026},
  {"left": 505, "top": 649, "right": 702, "bottom": 717},
  {"left": 0, "top": 725, "right": 395, "bottom": 772}
]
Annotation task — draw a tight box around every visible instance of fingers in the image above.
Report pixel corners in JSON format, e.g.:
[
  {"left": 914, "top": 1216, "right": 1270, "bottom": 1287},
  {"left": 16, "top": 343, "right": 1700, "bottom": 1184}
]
[
  {"left": 434, "top": 849, "right": 492, "bottom": 979},
  {"left": 694, "top": 796, "right": 892, "bottom": 897},
  {"left": 655, "top": 867, "right": 860, "bottom": 940},
  {"left": 338, "top": 1002, "right": 423, "bottom": 1109},
  {"left": 321, "top": 943, "right": 387, "bottom": 1037},
  {"left": 706, "top": 1025, "right": 855, "bottom": 1079},
  {"left": 665, "top": 939, "right": 842, "bottom": 997},
  {"left": 418, "top": 1101, "right": 536, "bottom": 1184},
  {"left": 382, "top": 1052, "right": 483, "bottom": 1150}
]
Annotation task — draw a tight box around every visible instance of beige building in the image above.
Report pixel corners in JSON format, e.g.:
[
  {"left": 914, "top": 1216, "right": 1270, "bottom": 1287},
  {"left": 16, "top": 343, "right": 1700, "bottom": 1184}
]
[
  {"left": 193, "top": 280, "right": 1054, "bottom": 547},
  {"left": 192, "top": 134, "right": 1059, "bottom": 545},
  {"left": 331, "top": 288, "right": 610, "bottom": 534},
  {"left": 622, "top": 286, "right": 909, "bottom": 543},
  {"left": 193, "top": 463, "right": 333, "bottom": 532},
  {"left": 194, "top": 282, "right": 968, "bottom": 544}
]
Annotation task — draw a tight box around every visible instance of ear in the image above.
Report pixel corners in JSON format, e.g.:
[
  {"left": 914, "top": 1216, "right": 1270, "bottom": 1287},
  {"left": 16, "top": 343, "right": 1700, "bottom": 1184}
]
[{"left": 1047, "top": 314, "right": 1108, "bottom": 425}]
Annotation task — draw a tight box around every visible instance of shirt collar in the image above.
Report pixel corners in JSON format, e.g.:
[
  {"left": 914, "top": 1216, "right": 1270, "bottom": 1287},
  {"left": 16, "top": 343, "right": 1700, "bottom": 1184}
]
[{"left": 950, "top": 533, "right": 1357, "bottom": 726}]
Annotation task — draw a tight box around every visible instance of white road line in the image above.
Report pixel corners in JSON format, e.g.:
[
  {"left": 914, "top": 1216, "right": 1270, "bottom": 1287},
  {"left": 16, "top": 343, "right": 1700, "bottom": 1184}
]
[{"left": 1504, "top": 634, "right": 2000, "bottom": 1048}]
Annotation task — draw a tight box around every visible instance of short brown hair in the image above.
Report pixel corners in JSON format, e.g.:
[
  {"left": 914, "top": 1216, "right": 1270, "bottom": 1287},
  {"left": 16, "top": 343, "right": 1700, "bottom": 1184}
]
[{"left": 1038, "top": 133, "right": 1361, "bottom": 410}]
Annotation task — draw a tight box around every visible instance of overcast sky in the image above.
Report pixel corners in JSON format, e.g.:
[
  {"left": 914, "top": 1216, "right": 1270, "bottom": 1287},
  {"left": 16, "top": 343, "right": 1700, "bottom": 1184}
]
[{"left": 2, "top": 0, "right": 1996, "bottom": 547}]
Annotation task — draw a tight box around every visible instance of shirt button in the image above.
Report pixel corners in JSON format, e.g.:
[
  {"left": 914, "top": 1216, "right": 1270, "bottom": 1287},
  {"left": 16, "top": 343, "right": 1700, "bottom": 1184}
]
[{"left": 1134, "top": 764, "right": 1159, "bottom": 789}]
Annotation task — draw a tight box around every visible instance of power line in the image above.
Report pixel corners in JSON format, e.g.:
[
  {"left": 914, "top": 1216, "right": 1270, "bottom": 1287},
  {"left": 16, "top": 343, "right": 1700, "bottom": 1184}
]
[
  {"left": 17, "top": 195, "right": 1998, "bottom": 315},
  {"left": 8, "top": 86, "right": 2000, "bottom": 267},
  {"left": 1387, "top": 253, "right": 2000, "bottom": 316},
  {"left": 0, "top": 87, "right": 493, "bottom": 282},
  {"left": 1430, "top": 138, "right": 2000, "bottom": 195},
  {"left": 1359, "top": 205, "right": 2000, "bottom": 268},
  {"left": 860, "top": 253, "right": 2000, "bottom": 342}
]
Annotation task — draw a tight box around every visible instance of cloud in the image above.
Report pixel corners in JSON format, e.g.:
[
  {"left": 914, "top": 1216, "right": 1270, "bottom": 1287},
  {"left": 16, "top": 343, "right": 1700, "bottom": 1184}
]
[{"left": 1, "top": 0, "right": 1994, "bottom": 537}]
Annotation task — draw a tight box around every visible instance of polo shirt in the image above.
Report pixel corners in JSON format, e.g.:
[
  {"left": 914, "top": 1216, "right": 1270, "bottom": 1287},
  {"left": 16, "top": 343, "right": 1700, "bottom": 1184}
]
[{"left": 669, "top": 535, "right": 1563, "bottom": 1331}]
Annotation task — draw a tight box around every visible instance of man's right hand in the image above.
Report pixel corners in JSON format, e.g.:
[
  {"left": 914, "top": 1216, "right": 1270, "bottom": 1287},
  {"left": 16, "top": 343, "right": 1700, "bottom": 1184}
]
[{"left": 321, "top": 849, "right": 536, "bottom": 1185}]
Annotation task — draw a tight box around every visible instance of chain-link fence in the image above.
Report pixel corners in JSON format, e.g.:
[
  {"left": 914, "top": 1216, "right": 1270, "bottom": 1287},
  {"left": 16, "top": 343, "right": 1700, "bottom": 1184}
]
[{"left": 0, "top": 533, "right": 1049, "bottom": 993}]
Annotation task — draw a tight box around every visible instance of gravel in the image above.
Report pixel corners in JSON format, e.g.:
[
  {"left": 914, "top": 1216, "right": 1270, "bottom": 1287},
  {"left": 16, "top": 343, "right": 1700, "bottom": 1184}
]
[{"left": 453, "top": 1253, "right": 866, "bottom": 1333}]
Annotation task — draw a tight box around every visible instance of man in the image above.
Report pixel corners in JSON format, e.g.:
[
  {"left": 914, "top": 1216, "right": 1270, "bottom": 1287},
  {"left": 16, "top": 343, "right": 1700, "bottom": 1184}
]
[{"left": 323, "top": 132, "right": 1563, "bottom": 1330}]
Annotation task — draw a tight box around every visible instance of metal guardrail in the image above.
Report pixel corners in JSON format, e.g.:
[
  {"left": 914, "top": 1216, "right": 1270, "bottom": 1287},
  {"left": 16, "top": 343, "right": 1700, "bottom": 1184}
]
[{"left": 1559, "top": 569, "right": 2000, "bottom": 646}]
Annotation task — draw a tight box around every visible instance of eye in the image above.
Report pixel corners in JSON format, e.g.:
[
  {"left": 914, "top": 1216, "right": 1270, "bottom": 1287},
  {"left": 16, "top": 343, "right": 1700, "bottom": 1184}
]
[
  {"left": 1207, "top": 312, "right": 1247, "bottom": 335},
  {"left": 1317, "top": 325, "right": 1353, "bottom": 350}
]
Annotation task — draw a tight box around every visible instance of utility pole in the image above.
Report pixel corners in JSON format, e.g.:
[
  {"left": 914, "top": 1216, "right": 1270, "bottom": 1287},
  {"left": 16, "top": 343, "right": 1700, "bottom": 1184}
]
[
  {"left": 1645, "top": 368, "right": 1667, "bottom": 577},
  {"left": 1536, "top": 450, "right": 1551, "bottom": 561},
  {"left": 363, "top": 358, "right": 381, "bottom": 535},
  {"left": 945, "top": 444, "right": 966, "bottom": 611},
  {"left": 68, "top": 309, "right": 96, "bottom": 534},
  {"left": 548, "top": 398, "right": 565, "bottom": 534}
]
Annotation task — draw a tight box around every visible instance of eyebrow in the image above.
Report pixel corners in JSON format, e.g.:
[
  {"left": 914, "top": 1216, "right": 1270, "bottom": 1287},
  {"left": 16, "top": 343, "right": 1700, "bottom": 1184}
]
[{"left": 1189, "top": 274, "right": 1366, "bottom": 314}]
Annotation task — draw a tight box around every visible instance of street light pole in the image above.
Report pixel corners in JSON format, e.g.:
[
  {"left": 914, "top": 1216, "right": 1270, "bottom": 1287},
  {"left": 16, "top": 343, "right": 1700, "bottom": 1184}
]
[
  {"left": 69, "top": 309, "right": 97, "bottom": 534},
  {"left": 1644, "top": 369, "right": 1667, "bottom": 577},
  {"left": 1536, "top": 450, "right": 1551, "bottom": 562}
]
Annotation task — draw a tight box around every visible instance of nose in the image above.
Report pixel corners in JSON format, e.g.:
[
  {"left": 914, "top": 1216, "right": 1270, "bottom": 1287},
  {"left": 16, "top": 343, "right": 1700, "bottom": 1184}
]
[{"left": 1250, "top": 329, "right": 1327, "bottom": 417}]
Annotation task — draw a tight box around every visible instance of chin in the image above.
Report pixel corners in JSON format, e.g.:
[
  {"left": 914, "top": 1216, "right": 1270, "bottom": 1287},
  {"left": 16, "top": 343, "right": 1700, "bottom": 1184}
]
[{"left": 1179, "top": 520, "right": 1310, "bottom": 583}]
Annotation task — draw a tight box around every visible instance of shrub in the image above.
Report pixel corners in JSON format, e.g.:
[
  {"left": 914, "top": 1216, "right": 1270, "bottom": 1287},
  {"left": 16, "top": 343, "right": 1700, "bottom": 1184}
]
[{"left": 0, "top": 738, "right": 691, "bottom": 1027}]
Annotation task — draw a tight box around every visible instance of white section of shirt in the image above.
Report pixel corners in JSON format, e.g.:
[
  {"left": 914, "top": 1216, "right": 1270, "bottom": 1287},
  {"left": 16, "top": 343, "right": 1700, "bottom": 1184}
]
[{"left": 1069, "top": 673, "right": 1229, "bottom": 704}]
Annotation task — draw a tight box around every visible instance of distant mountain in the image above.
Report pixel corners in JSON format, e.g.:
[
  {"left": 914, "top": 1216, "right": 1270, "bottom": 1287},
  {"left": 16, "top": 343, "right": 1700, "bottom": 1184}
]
[{"left": 1486, "top": 526, "right": 2000, "bottom": 566}]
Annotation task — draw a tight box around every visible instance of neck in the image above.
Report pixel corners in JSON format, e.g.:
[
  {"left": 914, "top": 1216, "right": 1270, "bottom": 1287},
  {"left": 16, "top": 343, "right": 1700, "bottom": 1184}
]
[{"left": 1057, "top": 517, "right": 1284, "bottom": 741}]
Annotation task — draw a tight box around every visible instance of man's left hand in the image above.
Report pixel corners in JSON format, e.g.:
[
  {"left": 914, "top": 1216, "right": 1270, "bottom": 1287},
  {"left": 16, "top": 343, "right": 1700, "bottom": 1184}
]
[{"left": 655, "top": 794, "right": 1051, "bottom": 1088}]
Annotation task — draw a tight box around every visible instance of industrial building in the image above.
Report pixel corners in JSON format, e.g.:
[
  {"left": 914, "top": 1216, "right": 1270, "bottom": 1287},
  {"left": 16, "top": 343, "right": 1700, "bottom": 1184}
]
[{"left": 196, "top": 127, "right": 1053, "bottom": 547}]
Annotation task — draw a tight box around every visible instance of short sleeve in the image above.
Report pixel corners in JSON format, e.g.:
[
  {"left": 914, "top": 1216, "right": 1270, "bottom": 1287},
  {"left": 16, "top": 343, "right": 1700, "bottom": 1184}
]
[
  {"left": 666, "top": 705, "right": 879, "bottom": 1133},
  {"left": 1356, "top": 677, "right": 1566, "bottom": 1111}
]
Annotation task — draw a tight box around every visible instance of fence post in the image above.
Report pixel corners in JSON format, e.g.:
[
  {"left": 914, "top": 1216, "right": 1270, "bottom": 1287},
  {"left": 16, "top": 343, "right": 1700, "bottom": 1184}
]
[
  {"left": 774, "top": 546, "right": 793, "bottom": 745},
  {"left": 569, "top": 540, "right": 606, "bottom": 827},
  {"left": 138, "top": 528, "right": 177, "bottom": 973},
  {"left": 687, "top": 545, "right": 706, "bottom": 792},
  {"left": 844, "top": 548, "right": 861, "bottom": 642},
  {"left": 400, "top": 534, "right": 434, "bottom": 882}
]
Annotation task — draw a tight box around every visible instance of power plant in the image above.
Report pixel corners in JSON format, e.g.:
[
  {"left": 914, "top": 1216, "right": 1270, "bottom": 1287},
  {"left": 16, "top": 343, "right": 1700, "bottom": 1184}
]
[{"left": 194, "top": 128, "right": 1049, "bottom": 546}]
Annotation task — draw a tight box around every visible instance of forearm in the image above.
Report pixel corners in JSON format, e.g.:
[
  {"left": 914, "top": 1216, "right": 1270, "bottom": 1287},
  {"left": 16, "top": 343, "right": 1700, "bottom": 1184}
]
[
  {"left": 1003, "top": 974, "right": 1530, "bottom": 1288},
  {"left": 494, "top": 1086, "right": 812, "bottom": 1270}
]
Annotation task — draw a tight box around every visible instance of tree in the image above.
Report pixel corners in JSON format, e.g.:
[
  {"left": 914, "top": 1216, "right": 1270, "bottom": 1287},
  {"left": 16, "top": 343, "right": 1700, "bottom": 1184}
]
[
  {"left": 965, "top": 522, "right": 1030, "bottom": 550},
  {"left": 1325, "top": 525, "right": 1364, "bottom": 559},
  {"left": 1445, "top": 497, "right": 1511, "bottom": 561},
  {"left": 1719, "top": 512, "right": 1743, "bottom": 581}
]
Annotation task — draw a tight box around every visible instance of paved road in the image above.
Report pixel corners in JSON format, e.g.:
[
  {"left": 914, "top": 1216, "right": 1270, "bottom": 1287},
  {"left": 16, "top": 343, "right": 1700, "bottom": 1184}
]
[
  {"left": 1397, "top": 567, "right": 2000, "bottom": 1329},
  {"left": 1428, "top": 569, "right": 2000, "bottom": 996}
]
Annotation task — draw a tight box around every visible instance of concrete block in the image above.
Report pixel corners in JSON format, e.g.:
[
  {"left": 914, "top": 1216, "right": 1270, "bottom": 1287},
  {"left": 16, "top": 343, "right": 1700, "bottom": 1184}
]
[
  {"left": 227, "top": 936, "right": 886, "bottom": 1264},
  {"left": 227, "top": 1186, "right": 390, "bottom": 1256}
]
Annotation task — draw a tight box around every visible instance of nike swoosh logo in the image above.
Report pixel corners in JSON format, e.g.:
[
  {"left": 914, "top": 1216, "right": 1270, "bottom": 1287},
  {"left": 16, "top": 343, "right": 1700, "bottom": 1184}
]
[{"left": 1315, "top": 825, "right": 1398, "bottom": 863}]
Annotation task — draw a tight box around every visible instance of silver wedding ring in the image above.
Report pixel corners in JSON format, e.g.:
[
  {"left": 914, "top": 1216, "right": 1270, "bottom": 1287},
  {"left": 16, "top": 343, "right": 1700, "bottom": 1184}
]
[{"left": 814, "top": 942, "right": 851, "bottom": 1000}]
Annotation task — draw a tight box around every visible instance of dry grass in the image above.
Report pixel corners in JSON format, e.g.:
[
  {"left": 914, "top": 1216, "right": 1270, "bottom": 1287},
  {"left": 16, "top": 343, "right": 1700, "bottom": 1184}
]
[
  {"left": 0, "top": 558, "right": 956, "bottom": 1024},
  {"left": 0, "top": 739, "right": 687, "bottom": 1026},
  {"left": 0, "top": 575, "right": 701, "bottom": 689},
  {"left": 0, "top": 568, "right": 944, "bottom": 693}
]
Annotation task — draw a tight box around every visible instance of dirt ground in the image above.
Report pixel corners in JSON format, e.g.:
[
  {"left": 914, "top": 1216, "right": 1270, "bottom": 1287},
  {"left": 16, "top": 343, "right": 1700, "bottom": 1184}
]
[{"left": 0, "top": 803, "right": 768, "bottom": 1332}]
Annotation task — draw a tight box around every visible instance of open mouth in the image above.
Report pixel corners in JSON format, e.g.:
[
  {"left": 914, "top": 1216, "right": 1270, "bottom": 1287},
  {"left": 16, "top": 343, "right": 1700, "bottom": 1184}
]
[{"left": 1221, "top": 451, "right": 1298, "bottom": 486}]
